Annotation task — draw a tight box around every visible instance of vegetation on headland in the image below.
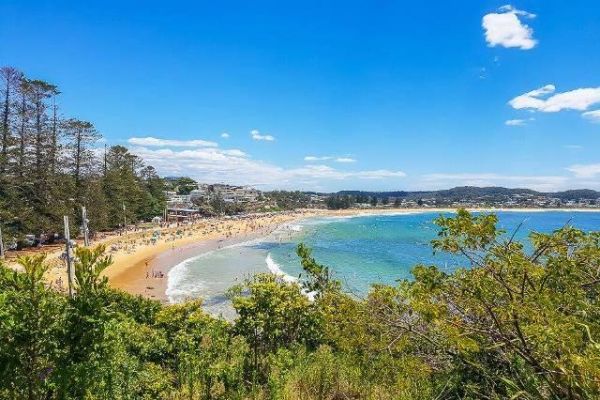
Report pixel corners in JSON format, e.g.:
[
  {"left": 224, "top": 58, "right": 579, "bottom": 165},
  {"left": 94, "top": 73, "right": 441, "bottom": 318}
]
[
  {"left": 335, "top": 187, "right": 600, "bottom": 209},
  {"left": 1, "top": 210, "right": 599, "bottom": 399},
  {"left": 263, "top": 191, "right": 316, "bottom": 210},
  {"left": 0, "top": 67, "right": 166, "bottom": 245}
]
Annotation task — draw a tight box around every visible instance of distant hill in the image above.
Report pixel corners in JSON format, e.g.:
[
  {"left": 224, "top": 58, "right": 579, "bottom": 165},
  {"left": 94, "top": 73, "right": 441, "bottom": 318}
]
[
  {"left": 550, "top": 189, "right": 600, "bottom": 200},
  {"left": 337, "top": 186, "right": 600, "bottom": 201}
]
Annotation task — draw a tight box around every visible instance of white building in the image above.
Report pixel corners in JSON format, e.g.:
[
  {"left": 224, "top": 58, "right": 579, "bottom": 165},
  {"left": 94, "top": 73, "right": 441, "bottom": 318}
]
[
  {"left": 189, "top": 184, "right": 210, "bottom": 200},
  {"left": 209, "top": 184, "right": 261, "bottom": 203},
  {"left": 167, "top": 194, "right": 191, "bottom": 203}
]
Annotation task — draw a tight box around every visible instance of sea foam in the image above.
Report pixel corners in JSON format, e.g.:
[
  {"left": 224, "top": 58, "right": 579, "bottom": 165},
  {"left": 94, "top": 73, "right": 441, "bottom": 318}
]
[
  {"left": 166, "top": 252, "right": 212, "bottom": 303},
  {"left": 266, "top": 253, "right": 297, "bottom": 283}
]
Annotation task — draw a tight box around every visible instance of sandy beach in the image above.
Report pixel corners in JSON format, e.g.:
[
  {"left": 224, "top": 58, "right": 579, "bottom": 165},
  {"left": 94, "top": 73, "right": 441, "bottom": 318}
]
[
  {"left": 4, "top": 210, "right": 324, "bottom": 301},
  {"left": 106, "top": 208, "right": 426, "bottom": 302},
  {"left": 4, "top": 207, "right": 598, "bottom": 302},
  {"left": 106, "top": 212, "right": 314, "bottom": 302},
  {"left": 95, "top": 206, "right": 600, "bottom": 302}
]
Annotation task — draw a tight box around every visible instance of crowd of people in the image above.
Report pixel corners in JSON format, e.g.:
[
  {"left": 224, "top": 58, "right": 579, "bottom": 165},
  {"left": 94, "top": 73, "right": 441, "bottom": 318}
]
[{"left": 30, "top": 210, "right": 318, "bottom": 293}]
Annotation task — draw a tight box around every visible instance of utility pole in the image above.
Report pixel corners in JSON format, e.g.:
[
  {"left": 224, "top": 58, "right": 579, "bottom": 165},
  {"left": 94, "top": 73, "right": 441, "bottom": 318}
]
[
  {"left": 64, "top": 216, "right": 74, "bottom": 298},
  {"left": 0, "top": 225, "right": 5, "bottom": 260},
  {"left": 122, "top": 202, "right": 127, "bottom": 229},
  {"left": 82, "top": 206, "right": 90, "bottom": 246}
]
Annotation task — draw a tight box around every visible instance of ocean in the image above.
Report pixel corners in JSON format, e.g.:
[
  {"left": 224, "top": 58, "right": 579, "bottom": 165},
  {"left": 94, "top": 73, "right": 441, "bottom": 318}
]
[{"left": 166, "top": 211, "right": 600, "bottom": 317}]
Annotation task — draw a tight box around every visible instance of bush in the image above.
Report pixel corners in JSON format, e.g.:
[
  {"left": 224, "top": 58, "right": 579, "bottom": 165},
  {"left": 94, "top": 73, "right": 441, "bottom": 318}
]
[{"left": 0, "top": 210, "right": 599, "bottom": 399}]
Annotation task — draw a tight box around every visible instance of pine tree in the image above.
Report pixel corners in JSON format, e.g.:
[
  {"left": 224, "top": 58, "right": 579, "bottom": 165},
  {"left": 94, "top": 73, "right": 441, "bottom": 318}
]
[{"left": 0, "top": 66, "right": 166, "bottom": 240}]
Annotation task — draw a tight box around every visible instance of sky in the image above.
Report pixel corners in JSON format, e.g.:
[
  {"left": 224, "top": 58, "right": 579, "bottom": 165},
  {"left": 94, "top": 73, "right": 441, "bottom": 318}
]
[{"left": 2, "top": 0, "right": 600, "bottom": 192}]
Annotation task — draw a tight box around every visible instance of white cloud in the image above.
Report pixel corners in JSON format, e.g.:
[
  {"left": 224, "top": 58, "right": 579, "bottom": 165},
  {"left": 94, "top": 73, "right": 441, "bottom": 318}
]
[
  {"left": 251, "top": 129, "right": 275, "bottom": 141},
  {"left": 582, "top": 109, "right": 600, "bottom": 123},
  {"left": 221, "top": 132, "right": 230, "bottom": 139},
  {"left": 505, "top": 117, "right": 534, "bottom": 126},
  {"left": 566, "top": 164, "right": 600, "bottom": 179},
  {"left": 352, "top": 170, "right": 405, "bottom": 179},
  {"left": 509, "top": 85, "right": 600, "bottom": 113},
  {"left": 129, "top": 143, "right": 405, "bottom": 190},
  {"left": 505, "top": 119, "right": 527, "bottom": 126},
  {"left": 128, "top": 136, "right": 218, "bottom": 148},
  {"left": 482, "top": 5, "right": 537, "bottom": 50},
  {"left": 508, "top": 85, "right": 555, "bottom": 110},
  {"left": 304, "top": 155, "right": 357, "bottom": 163},
  {"left": 304, "top": 156, "right": 333, "bottom": 161},
  {"left": 421, "top": 173, "right": 568, "bottom": 192},
  {"left": 289, "top": 165, "right": 404, "bottom": 180},
  {"left": 222, "top": 149, "right": 247, "bottom": 157},
  {"left": 335, "top": 157, "right": 356, "bottom": 163},
  {"left": 418, "top": 169, "right": 600, "bottom": 192}
]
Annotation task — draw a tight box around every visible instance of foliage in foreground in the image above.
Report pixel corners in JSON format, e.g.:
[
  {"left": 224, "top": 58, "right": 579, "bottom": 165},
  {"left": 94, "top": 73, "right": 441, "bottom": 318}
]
[{"left": 0, "top": 209, "right": 599, "bottom": 399}]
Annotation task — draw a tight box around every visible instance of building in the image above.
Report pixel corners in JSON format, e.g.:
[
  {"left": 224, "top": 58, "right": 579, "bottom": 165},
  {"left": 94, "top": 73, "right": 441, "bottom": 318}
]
[
  {"left": 167, "top": 194, "right": 191, "bottom": 203},
  {"left": 197, "top": 184, "right": 262, "bottom": 203},
  {"left": 189, "top": 184, "right": 210, "bottom": 200}
]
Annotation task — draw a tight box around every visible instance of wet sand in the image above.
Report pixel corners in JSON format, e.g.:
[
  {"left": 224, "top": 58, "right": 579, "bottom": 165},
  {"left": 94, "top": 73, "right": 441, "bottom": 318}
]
[
  {"left": 102, "top": 210, "right": 321, "bottom": 301},
  {"left": 109, "top": 206, "right": 600, "bottom": 302},
  {"left": 5, "top": 207, "right": 597, "bottom": 301},
  {"left": 109, "top": 224, "right": 289, "bottom": 302},
  {"left": 104, "top": 208, "right": 438, "bottom": 301}
]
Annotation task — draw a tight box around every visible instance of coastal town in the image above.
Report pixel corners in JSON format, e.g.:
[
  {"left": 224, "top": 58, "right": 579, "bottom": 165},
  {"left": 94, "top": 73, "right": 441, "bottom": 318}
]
[
  {"left": 162, "top": 178, "right": 600, "bottom": 223},
  {"left": 5, "top": 174, "right": 599, "bottom": 302},
  {"left": 3, "top": 175, "right": 600, "bottom": 256}
]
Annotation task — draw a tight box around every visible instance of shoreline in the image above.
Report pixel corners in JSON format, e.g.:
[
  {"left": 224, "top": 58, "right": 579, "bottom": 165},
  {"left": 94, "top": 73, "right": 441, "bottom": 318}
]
[
  {"left": 4, "top": 207, "right": 599, "bottom": 301},
  {"left": 102, "top": 210, "right": 323, "bottom": 302},
  {"left": 3, "top": 210, "right": 320, "bottom": 298},
  {"left": 105, "top": 208, "right": 429, "bottom": 302},
  {"left": 103, "top": 206, "right": 600, "bottom": 302},
  {"left": 109, "top": 219, "right": 299, "bottom": 302}
]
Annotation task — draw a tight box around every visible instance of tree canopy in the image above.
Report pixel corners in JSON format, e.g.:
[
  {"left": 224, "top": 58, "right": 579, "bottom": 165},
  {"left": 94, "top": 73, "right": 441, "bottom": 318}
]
[
  {"left": 0, "top": 66, "right": 166, "bottom": 244},
  {"left": 1, "top": 209, "right": 599, "bottom": 399}
]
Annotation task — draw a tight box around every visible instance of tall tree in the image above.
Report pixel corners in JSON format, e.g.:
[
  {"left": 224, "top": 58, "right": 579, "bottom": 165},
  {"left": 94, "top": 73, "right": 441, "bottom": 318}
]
[
  {"left": 103, "top": 145, "right": 145, "bottom": 227},
  {"left": 138, "top": 165, "right": 166, "bottom": 220},
  {"left": 0, "top": 67, "right": 22, "bottom": 173},
  {"left": 27, "top": 79, "right": 58, "bottom": 180},
  {"left": 0, "top": 66, "right": 167, "bottom": 238},
  {"left": 49, "top": 90, "right": 61, "bottom": 174},
  {"left": 16, "top": 78, "right": 31, "bottom": 178},
  {"left": 63, "top": 118, "right": 100, "bottom": 197},
  {"left": 25, "top": 80, "right": 64, "bottom": 235}
]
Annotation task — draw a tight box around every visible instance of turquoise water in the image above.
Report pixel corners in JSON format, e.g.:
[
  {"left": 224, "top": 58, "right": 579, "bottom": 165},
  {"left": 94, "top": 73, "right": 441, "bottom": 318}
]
[{"left": 167, "top": 211, "right": 600, "bottom": 316}]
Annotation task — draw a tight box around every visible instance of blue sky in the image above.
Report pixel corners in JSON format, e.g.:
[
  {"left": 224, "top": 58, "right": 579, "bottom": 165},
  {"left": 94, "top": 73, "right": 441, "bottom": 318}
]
[{"left": 2, "top": 0, "right": 600, "bottom": 191}]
